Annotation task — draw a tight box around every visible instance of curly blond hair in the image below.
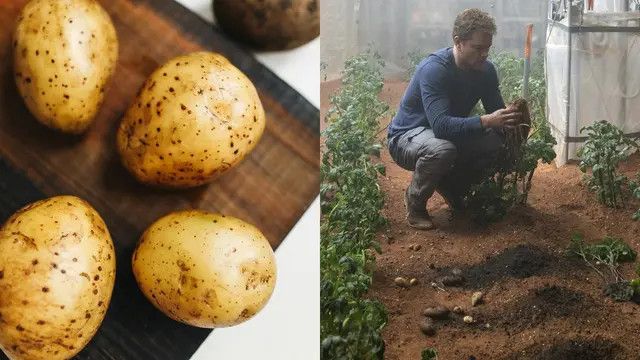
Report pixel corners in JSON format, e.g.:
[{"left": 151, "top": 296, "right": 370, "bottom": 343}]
[{"left": 452, "top": 8, "right": 496, "bottom": 40}]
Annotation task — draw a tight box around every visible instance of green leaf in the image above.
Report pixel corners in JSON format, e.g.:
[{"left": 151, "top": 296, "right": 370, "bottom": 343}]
[{"left": 421, "top": 348, "right": 438, "bottom": 360}]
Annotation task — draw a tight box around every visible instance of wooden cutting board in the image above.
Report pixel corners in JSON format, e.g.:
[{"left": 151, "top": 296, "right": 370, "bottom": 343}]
[{"left": 0, "top": 0, "right": 319, "bottom": 359}]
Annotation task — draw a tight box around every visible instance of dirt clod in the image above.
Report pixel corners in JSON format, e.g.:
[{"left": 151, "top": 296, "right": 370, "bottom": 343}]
[
  {"left": 420, "top": 318, "right": 436, "bottom": 336},
  {"left": 439, "top": 275, "right": 464, "bottom": 286}
]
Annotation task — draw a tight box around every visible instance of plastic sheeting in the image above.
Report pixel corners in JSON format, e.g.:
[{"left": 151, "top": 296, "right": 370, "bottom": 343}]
[
  {"left": 545, "top": 12, "right": 640, "bottom": 165},
  {"left": 321, "top": 0, "right": 547, "bottom": 81}
]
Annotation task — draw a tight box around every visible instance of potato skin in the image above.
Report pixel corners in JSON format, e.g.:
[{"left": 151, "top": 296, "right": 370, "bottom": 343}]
[
  {"left": 116, "top": 52, "right": 266, "bottom": 188},
  {"left": 132, "top": 210, "right": 276, "bottom": 328},
  {"left": 214, "top": 0, "right": 319, "bottom": 50},
  {"left": 0, "top": 196, "right": 116, "bottom": 360},
  {"left": 13, "top": 0, "right": 118, "bottom": 134}
]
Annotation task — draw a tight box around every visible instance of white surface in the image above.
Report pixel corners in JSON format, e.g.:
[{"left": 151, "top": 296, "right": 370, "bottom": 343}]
[
  {"left": 545, "top": 17, "right": 640, "bottom": 165},
  {"left": 172, "top": 1, "right": 320, "bottom": 360}
]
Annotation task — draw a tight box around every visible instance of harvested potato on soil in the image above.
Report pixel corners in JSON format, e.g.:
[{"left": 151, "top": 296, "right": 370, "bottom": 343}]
[
  {"left": 471, "top": 291, "right": 484, "bottom": 306},
  {"left": 463, "top": 315, "right": 474, "bottom": 324},
  {"left": 394, "top": 276, "right": 409, "bottom": 288},
  {"left": 132, "top": 210, "right": 276, "bottom": 328},
  {"left": 117, "top": 52, "right": 265, "bottom": 188},
  {"left": 0, "top": 196, "right": 116, "bottom": 360},
  {"left": 13, "top": 0, "right": 118, "bottom": 134},
  {"left": 422, "top": 306, "right": 449, "bottom": 320},
  {"left": 213, "top": 0, "right": 319, "bottom": 50}
]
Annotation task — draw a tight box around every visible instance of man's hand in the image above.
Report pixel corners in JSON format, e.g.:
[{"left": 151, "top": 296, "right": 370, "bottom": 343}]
[{"left": 480, "top": 106, "right": 522, "bottom": 129}]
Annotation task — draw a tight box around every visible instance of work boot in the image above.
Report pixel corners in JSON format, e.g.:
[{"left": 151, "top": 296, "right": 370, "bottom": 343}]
[{"left": 404, "top": 188, "right": 435, "bottom": 230}]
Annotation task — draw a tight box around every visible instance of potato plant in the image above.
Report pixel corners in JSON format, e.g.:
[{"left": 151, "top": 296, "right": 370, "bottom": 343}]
[
  {"left": 578, "top": 120, "right": 638, "bottom": 208},
  {"left": 569, "top": 234, "right": 639, "bottom": 302},
  {"left": 466, "top": 52, "right": 556, "bottom": 224},
  {"left": 404, "top": 49, "right": 430, "bottom": 80},
  {"left": 320, "top": 50, "right": 389, "bottom": 359},
  {"left": 421, "top": 348, "right": 438, "bottom": 360}
]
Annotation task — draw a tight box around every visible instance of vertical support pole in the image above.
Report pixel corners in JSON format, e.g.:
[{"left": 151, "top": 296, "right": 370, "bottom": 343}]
[
  {"left": 523, "top": 24, "right": 533, "bottom": 99},
  {"left": 565, "top": 2, "right": 573, "bottom": 163}
]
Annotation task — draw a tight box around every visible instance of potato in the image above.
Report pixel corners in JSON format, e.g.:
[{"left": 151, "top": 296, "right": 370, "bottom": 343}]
[
  {"left": 13, "top": 0, "right": 118, "bottom": 134},
  {"left": 214, "top": 0, "right": 319, "bottom": 50},
  {"left": 132, "top": 210, "right": 276, "bottom": 328},
  {"left": 117, "top": 52, "right": 266, "bottom": 188},
  {"left": 0, "top": 196, "right": 116, "bottom": 360}
]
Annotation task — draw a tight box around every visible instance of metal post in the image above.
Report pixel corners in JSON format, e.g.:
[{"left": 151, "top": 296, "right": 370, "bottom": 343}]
[{"left": 565, "top": 0, "right": 573, "bottom": 163}]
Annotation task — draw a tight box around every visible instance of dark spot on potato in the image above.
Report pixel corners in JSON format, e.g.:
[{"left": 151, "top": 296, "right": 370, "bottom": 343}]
[
  {"left": 31, "top": 259, "right": 38, "bottom": 265},
  {"left": 0, "top": 270, "right": 4, "bottom": 279},
  {"left": 25, "top": 77, "right": 31, "bottom": 84},
  {"left": 94, "top": 275, "right": 100, "bottom": 281},
  {"left": 93, "top": 289, "right": 98, "bottom": 295},
  {"left": 16, "top": 325, "right": 24, "bottom": 331},
  {"left": 98, "top": 301, "right": 104, "bottom": 306},
  {"left": 169, "top": 87, "right": 175, "bottom": 93},
  {"left": 42, "top": 287, "right": 49, "bottom": 292},
  {"left": 174, "top": 76, "right": 180, "bottom": 80},
  {"left": 37, "top": 320, "right": 45, "bottom": 325},
  {"left": 61, "top": 269, "right": 66, "bottom": 274},
  {"left": 98, "top": 266, "right": 102, "bottom": 271},
  {"left": 63, "top": 94, "right": 69, "bottom": 99},
  {"left": 181, "top": 104, "right": 186, "bottom": 110},
  {"left": 21, "top": 300, "right": 28, "bottom": 305},
  {"left": 72, "top": 258, "right": 78, "bottom": 262}
]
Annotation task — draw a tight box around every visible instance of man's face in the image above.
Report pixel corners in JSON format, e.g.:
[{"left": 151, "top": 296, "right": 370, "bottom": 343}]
[{"left": 455, "top": 31, "right": 493, "bottom": 71}]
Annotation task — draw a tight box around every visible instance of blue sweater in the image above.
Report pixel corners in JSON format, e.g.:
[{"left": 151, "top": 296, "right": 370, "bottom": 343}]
[{"left": 388, "top": 47, "right": 505, "bottom": 141}]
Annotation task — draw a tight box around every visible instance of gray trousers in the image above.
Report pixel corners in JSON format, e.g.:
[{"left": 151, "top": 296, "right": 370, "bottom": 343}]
[{"left": 388, "top": 127, "right": 503, "bottom": 213}]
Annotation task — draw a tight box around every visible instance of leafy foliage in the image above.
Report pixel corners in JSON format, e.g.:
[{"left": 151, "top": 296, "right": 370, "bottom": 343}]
[
  {"left": 466, "top": 51, "right": 556, "bottom": 223},
  {"left": 421, "top": 348, "right": 438, "bottom": 360},
  {"left": 578, "top": 120, "right": 638, "bottom": 208},
  {"left": 404, "top": 49, "right": 430, "bottom": 81},
  {"left": 320, "top": 49, "right": 389, "bottom": 359},
  {"left": 569, "top": 234, "right": 639, "bottom": 301}
]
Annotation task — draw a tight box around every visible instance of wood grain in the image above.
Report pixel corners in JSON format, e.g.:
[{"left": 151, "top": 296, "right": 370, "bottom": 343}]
[{"left": 0, "top": 0, "right": 319, "bottom": 359}]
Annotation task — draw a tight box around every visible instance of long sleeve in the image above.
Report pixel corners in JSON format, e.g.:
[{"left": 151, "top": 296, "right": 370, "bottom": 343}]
[{"left": 418, "top": 62, "right": 483, "bottom": 141}]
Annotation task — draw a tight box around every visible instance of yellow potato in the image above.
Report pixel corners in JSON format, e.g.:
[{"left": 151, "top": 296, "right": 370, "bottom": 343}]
[
  {"left": 13, "top": 0, "right": 118, "bottom": 134},
  {"left": 0, "top": 196, "right": 116, "bottom": 360},
  {"left": 117, "top": 52, "right": 266, "bottom": 188},
  {"left": 132, "top": 210, "right": 276, "bottom": 328}
]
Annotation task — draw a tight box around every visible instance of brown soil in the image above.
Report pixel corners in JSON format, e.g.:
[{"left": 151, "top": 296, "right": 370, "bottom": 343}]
[{"left": 321, "top": 79, "right": 640, "bottom": 360}]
